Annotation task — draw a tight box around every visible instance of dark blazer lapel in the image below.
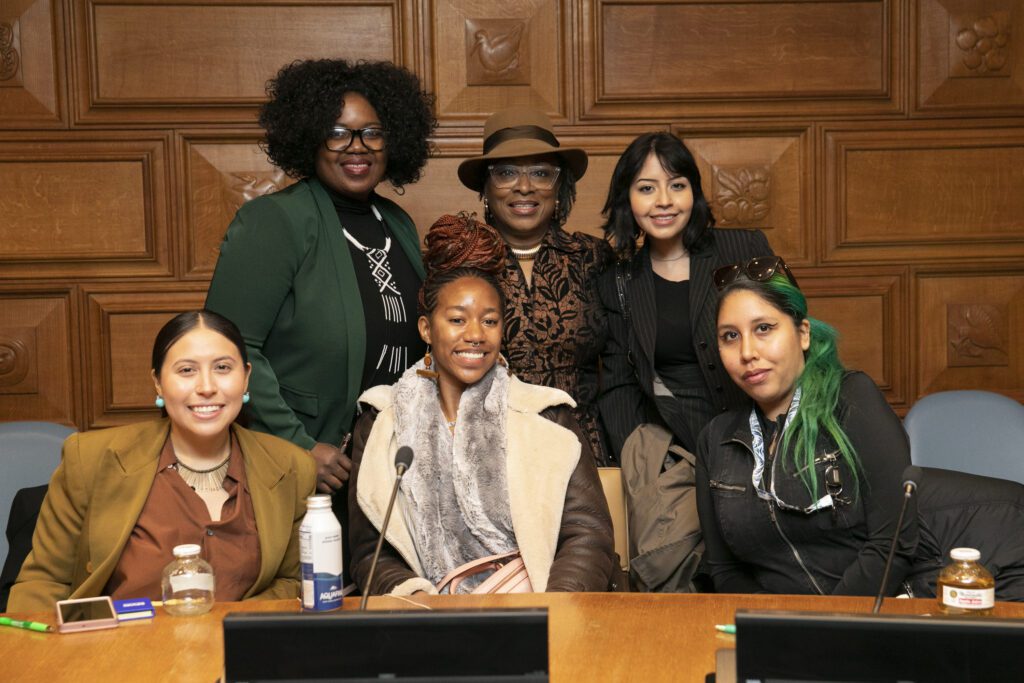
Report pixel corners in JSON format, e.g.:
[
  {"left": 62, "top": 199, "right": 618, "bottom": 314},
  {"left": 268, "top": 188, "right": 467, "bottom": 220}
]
[
  {"left": 234, "top": 426, "right": 291, "bottom": 595},
  {"left": 689, "top": 247, "right": 716, "bottom": 336},
  {"left": 631, "top": 249, "right": 658, "bottom": 369},
  {"left": 309, "top": 178, "right": 366, "bottom": 430},
  {"left": 378, "top": 201, "right": 427, "bottom": 280},
  {"left": 84, "top": 421, "right": 169, "bottom": 593}
]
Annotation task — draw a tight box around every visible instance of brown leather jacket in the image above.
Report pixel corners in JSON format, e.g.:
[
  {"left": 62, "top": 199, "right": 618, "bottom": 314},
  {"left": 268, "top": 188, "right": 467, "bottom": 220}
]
[{"left": 348, "top": 404, "right": 615, "bottom": 595}]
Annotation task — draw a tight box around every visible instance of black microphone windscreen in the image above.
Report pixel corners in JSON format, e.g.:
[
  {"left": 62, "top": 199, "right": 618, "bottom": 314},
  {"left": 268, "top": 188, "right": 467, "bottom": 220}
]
[
  {"left": 902, "top": 465, "right": 922, "bottom": 491},
  {"left": 395, "top": 446, "right": 414, "bottom": 471}
]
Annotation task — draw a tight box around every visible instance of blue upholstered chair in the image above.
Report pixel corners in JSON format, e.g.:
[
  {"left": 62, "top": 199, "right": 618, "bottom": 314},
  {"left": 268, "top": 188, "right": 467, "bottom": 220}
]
[
  {"left": 0, "top": 421, "right": 74, "bottom": 568},
  {"left": 904, "top": 391, "right": 1024, "bottom": 485}
]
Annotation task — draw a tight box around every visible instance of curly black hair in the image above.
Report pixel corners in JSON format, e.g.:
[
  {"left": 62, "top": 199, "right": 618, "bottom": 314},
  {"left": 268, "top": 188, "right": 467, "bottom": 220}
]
[{"left": 259, "top": 59, "right": 436, "bottom": 189}]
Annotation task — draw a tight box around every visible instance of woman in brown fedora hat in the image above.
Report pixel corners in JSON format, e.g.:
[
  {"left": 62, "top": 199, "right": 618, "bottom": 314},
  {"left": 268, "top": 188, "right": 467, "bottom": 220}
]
[{"left": 458, "top": 108, "right": 613, "bottom": 465}]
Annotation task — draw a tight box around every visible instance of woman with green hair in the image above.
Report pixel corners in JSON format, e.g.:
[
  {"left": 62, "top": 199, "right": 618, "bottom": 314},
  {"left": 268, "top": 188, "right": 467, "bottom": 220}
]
[{"left": 695, "top": 256, "right": 1024, "bottom": 598}]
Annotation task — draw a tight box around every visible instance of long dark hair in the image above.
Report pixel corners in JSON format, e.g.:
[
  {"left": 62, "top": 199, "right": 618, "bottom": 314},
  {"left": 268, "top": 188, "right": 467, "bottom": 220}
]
[{"left": 602, "top": 132, "right": 715, "bottom": 261}]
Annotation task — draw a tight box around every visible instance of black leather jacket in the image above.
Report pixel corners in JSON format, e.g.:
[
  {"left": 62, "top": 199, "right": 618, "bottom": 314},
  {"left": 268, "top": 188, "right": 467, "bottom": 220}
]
[
  {"left": 696, "top": 371, "right": 1024, "bottom": 601},
  {"left": 695, "top": 372, "right": 922, "bottom": 596}
]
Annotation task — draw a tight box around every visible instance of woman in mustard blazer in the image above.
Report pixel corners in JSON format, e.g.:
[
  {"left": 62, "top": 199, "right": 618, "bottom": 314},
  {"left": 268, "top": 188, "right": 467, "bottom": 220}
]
[{"left": 9, "top": 311, "right": 316, "bottom": 613}]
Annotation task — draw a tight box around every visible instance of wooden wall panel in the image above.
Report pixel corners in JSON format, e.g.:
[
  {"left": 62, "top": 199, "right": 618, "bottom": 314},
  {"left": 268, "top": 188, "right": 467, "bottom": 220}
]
[
  {"left": 581, "top": 0, "right": 903, "bottom": 119},
  {"left": 178, "top": 131, "right": 296, "bottom": 278},
  {"left": 0, "top": 0, "right": 66, "bottom": 127},
  {"left": 84, "top": 286, "right": 208, "bottom": 427},
  {"left": 800, "top": 268, "right": 909, "bottom": 406},
  {"left": 917, "top": 269, "right": 1024, "bottom": 401},
  {"left": 0, "top": 134, "right": 172, "bottom": 279},
  {"left": 71, "top": 0, "right": 407, "bottom": 125},
  {"left": 824, "top": 125, "right": 1024, "bottom": 263},
  {"left": 915, "top": 0, "right": 1024, "bottom": 116},
  {"left": 0, "top": 287, "right": 77, "bottom": 425},
  {"left": 1, "top": 0, "right": 1022, "bottom": 429},
  {"left": 675, "top": 125, "right": 813, "bottom": 265},
  {"left": 428, "top": 0, "right": 567, "bottom": 122}
]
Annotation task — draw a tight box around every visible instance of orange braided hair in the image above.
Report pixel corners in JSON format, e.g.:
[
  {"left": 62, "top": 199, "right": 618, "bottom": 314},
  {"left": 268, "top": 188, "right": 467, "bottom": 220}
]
[{"left": 418, "top": 212, "right": 507, "bottom": 315}]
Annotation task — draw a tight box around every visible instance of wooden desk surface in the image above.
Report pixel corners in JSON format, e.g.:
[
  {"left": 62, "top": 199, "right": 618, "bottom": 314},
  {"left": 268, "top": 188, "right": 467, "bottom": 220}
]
[{"left": 4, "top": 593, "right": 1024, "bottom": 682}]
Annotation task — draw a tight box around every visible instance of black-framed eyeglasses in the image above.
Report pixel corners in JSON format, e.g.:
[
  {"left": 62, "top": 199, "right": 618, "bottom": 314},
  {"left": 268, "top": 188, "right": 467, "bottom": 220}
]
[
  {"left": 713, "top": 256, "right": 799, "bottom": 291},
  {"left": 325, "top": 126, "right": 387, "bottom": 152},
  {"left": 486, "top": 164, "right": 561, "bottom": 190}
]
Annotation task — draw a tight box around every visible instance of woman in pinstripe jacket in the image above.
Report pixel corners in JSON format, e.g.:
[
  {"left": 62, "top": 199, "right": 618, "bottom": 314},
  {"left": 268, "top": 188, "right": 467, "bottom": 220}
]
[{"left": 597, "top": 133, "right": 774, "bottom": 459}]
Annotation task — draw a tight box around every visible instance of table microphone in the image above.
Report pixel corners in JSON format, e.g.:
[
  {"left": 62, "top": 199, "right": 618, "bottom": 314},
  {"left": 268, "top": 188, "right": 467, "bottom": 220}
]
[
  {"left": 360, "top": 446, "right": 414, "bottom": 611},
  {"left": 872, "top": 465, "right": 921, "bottom": 614}
]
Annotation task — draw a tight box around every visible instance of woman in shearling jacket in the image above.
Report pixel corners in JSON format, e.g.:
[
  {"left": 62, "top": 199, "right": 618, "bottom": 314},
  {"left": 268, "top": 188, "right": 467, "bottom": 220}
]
[{"left": 348, "top": 214, "right": 615, "bottom": 595}]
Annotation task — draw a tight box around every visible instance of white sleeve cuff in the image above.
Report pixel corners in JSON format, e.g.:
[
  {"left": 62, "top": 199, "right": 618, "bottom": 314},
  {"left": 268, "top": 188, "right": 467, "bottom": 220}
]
[{"left": 388, "top": 577, "right": 438, "bottom": 596}]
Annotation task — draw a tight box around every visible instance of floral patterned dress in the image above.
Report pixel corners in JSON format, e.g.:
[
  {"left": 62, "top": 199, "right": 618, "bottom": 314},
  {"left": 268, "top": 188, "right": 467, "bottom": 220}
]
[{"left": 499, "top": 226, "right": 613, "bottom": 465}]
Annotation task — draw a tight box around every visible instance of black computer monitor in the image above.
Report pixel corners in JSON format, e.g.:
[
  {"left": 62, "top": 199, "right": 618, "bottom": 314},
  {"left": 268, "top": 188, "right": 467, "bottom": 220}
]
[
  {"left": 223, "top": 608, "right": 549, "bottom": 682},
  {"left": 734, "top": 609, "right": 1024, "bottom": 682}
]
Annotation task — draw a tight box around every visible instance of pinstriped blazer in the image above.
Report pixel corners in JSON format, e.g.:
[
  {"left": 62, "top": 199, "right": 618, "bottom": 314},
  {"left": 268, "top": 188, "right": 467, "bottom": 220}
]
[{"left": 597, "top": 228, "right": 773, "bottom": 459}]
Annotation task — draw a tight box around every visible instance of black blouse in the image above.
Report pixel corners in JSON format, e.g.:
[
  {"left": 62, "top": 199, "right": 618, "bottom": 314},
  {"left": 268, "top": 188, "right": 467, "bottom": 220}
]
[{"left": 329, "top": 189, "right": 425, "bottom": 392}]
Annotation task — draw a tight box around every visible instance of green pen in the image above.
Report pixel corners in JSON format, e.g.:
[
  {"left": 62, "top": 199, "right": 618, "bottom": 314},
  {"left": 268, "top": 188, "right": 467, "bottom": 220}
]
[
  {"left": 0, "top": 616, "right": 54, "bottom": 633},
  {"left": 715, "top": 624, "right": 736, "bottom": 635}
]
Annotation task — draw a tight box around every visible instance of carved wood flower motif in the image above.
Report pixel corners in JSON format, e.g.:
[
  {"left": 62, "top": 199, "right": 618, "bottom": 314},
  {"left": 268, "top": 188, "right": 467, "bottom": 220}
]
[
  {"left": 956, "top": 16, "right": 1010, "bottom": 74},
  {"left": 0, "top": 22, "right": 19, "bottom": 81},
  {"left": 714, "top": 166, "right": 771, "bottom": 226}
]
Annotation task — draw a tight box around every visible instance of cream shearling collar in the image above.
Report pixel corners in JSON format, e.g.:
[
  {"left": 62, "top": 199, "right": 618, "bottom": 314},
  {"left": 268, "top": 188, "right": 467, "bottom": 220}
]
[
  {"left": 356, "top": 375, "right": 580, "bottom": 594},
  {"left": 359, "top": 374, "right": 576, "bottom": 417}
]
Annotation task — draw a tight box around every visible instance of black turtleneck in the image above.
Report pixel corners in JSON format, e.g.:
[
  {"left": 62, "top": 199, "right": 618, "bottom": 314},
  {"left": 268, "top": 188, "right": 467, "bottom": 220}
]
[{"left": 327, "top": 188, "right": 425, "bottom": 391}]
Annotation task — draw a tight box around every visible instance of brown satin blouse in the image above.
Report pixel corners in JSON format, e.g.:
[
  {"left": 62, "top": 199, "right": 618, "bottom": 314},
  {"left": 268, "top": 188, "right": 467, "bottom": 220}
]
[{"left": 106, "top": 436, "right": 261, "bottom": 601}]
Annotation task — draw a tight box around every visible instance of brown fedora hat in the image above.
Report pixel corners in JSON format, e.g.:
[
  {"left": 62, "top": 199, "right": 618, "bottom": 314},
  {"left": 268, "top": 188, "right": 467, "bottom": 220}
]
[{"left": 457, "top": 107, "right": 588, "bottom": 192}]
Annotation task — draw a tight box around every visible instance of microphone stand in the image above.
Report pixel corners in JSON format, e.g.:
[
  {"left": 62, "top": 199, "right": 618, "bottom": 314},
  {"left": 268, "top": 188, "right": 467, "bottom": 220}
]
[
  {"left": 360, "top": 455, "right": 411, "bottom": 611},
  {"left": 872, "top": 476, "right": 918, "bottom": 614}
]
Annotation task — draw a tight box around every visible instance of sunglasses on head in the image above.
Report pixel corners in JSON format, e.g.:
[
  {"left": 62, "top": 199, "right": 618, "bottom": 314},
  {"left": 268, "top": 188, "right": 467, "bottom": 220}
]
[{"left": 713, "top": 256, "right": 799, "bottom": 291}]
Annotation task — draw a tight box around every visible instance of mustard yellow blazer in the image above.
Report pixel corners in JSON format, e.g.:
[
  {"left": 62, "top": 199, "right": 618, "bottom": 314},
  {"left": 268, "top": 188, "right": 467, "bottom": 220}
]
[{"left": 9, "top": 419, "right": 316, "bottom": 613}]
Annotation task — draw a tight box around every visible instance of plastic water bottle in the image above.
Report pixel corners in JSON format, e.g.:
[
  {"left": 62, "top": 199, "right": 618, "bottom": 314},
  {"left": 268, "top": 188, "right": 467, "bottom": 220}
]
[
  {"left": 299, "top": 495, "right": 343, "bottom": 610},
  {"left": 936, "top": 547, "right": 995, "bottom": 616},
  {"left": 161, "top": 544, "right": 215, "bottom": 616}
]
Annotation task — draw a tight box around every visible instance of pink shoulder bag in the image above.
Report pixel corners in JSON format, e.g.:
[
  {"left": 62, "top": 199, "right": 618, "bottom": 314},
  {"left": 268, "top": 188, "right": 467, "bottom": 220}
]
[{"left": 436, "top": 550, "right": 533, "bottom": 594}]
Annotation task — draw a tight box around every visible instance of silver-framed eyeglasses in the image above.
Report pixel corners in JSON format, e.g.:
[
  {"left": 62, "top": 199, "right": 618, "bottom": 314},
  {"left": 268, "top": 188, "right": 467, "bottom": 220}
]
[
  {"left": 487, "top": 164, "right": 561, "bottom": 190},
  {"left": 325, "top": 126, "right": 387, "bottom": 152}
]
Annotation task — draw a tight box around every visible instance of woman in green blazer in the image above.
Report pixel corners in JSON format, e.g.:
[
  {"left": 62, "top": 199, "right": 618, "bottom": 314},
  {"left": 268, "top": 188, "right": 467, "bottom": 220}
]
[
  {"left": 205, "top": 60, "right": 436, "bottom": 497},
  {"left": 10, "top": 311, "right": 316, "bottom": 613}
]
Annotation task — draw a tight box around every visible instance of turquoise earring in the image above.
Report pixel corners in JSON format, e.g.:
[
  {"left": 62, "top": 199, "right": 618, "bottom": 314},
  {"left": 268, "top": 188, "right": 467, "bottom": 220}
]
[
  {"left": 242, "top": 392, "right": 250, "bottom": 404},
  {"left": 155, "top": 396, "right": 165, "bottom": 408}
]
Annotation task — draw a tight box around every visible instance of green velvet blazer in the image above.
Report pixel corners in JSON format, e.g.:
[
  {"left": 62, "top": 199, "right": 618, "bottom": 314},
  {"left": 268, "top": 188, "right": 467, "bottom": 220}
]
[{"left": 206, "top": 177, "right": 425, "bottom": 449}]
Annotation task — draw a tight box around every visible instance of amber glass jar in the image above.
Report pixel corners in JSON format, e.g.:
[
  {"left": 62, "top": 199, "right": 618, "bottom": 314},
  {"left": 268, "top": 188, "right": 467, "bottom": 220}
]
[{"left": 936, "top": 547, "right": 995, "bottom": 616}]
